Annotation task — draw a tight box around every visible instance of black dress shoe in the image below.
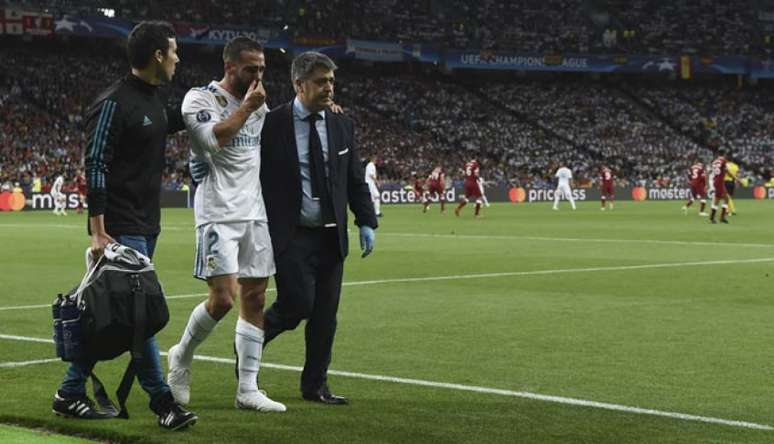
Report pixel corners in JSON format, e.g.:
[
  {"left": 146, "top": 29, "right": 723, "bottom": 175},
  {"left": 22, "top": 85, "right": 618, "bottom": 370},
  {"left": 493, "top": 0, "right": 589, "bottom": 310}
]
[{"left": 302, "top": 386, "right": 348, "bottom": 405}]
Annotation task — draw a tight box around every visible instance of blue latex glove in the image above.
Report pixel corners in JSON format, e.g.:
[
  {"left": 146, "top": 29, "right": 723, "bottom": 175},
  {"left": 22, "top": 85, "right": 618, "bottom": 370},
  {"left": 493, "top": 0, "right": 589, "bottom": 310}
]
[{"left": 359, "top": 225, "right": 375, "bottom": 258}]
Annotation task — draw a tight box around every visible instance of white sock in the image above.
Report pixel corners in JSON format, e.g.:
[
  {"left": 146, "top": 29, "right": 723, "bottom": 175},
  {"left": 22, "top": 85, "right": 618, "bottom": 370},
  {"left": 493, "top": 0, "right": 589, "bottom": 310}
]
[
  {"left": 178, "top": 302, "right": 218, "bottom": 366},
  {"left": 235, "top": 318, "right": 264, "bottom": 394}
]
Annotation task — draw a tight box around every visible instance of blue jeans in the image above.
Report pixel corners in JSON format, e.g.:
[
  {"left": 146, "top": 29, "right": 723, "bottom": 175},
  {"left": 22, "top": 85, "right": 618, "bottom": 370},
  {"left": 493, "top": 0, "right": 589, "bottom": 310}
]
[{"left": 58, "top": 234, "right": 170, "bottom": 403}]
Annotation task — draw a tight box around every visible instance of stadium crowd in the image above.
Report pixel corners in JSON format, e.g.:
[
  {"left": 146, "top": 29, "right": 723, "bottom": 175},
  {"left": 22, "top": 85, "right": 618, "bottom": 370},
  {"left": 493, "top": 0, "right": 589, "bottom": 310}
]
[
  {"left": 608, "top": 0, "right": 759, "bottom": 55},
  {"left": 1, "top": 40, "right": 772, "bottom": 195},
  {"left": 1, "top": 0, "right": 771, "bottom": 55}
]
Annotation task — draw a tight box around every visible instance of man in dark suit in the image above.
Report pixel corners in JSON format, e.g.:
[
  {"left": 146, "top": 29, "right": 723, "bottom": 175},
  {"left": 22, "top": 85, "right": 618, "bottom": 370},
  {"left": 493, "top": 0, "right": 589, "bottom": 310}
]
[{"left": 260, "top": 51, "right": 377, "bottom": 405}]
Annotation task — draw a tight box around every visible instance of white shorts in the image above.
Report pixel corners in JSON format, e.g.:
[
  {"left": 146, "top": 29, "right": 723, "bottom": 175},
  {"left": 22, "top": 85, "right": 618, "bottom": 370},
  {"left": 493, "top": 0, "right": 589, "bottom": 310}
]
[
  {"left": 194, "top": 220, "right": 276, "bottom": 280},
  {"left": 555, "top": 184, "right": 574, "bottom": 199},
  {"left": 367, "top": 182, "right": 379, "bottom": 200}
]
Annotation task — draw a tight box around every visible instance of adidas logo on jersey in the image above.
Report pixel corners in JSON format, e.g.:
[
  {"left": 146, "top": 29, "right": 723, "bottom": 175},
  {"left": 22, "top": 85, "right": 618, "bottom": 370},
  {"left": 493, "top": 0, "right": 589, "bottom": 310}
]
[{"left": 143, "top": 115, "right": 153, "bottom": 126}]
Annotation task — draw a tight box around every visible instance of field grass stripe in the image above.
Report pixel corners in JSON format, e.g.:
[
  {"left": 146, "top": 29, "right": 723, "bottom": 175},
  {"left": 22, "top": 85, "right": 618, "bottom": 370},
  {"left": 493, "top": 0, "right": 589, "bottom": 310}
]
[
  {"left": 1, "top": 333, "right": 771, "bottom": 431},
  {"left": 1, "top": 257, "right": 772, "bottom": 312},
  {"left": 340, "top": 257, "right": 774, "bottom": 286},
  {"left": 3, "top": 222, "right": 774, "bottom": 249}
]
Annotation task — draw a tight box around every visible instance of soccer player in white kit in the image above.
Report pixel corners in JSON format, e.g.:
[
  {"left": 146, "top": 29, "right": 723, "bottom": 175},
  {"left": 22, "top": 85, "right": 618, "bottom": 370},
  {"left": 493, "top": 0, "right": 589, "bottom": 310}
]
[
  {"left": 166, "top": 37, "right": 285, "bottom": 412},
  {"left": 365, "top": 155, "right": 382, "bottom": 217},
  {"left": 51, "top": 173, "right": 67, "bottom": 216},
  {"left": 553, "top": 165, "right": 576, "bottom": 210}
]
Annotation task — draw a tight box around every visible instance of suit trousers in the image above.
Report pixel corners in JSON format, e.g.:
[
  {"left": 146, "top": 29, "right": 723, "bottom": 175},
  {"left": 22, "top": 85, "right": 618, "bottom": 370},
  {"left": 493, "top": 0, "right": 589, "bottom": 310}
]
[{"left": 264, "top": 226, "right": 344, "bottom": 393}]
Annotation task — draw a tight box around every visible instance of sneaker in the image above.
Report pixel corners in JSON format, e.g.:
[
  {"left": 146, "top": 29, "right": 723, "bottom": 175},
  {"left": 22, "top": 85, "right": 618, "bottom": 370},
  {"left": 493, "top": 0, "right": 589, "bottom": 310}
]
[
  {"left": 158, "top": 403, "right": 197, "bottom": 431},
  {"left": 52, "top": 392, "right": 111, "bottom": 419},
  {"left": 699, "top": 212, "right": 708, "bottom": 216},
  {"left": 720, "top": 218, "right": 729, "bottom": 224},
  {"left": 167, "top": 344, "right": 191, "bottom": 405},
  {"left": 236, "top": 390, "right": 287, "bottom": 412},
  {"left": 153, "top": 393, "right": 197, "bottom": 431}
]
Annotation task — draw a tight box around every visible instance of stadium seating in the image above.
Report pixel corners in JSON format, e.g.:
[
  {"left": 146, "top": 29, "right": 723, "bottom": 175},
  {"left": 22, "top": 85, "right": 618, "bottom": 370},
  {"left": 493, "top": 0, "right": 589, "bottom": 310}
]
[{"left": 0, "top": 39, "right": 772, "bottom": 192}]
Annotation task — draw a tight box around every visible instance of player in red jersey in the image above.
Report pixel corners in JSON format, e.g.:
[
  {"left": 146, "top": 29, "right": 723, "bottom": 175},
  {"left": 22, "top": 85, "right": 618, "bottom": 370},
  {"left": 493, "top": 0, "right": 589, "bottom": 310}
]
[
  {"left": 709, "top": 150, "right": 730, "bottom": 224},
  {"left": 410, "top": 171, "right": 427, "bottom": 205},
  {"left": 423, "top": 166, "right": 446, "bottom": 213},
  {"left": 600, "top": 166, "right": 615, "bottom": 211},
  {"left": 682, "top": 162, "right": 707, "bottom": 216},
  {"left": 75, "top": 169, "right": 87, "bottom": 214},
  {"left": 455, "top": 159, "right": 483, "bottom": 217}
]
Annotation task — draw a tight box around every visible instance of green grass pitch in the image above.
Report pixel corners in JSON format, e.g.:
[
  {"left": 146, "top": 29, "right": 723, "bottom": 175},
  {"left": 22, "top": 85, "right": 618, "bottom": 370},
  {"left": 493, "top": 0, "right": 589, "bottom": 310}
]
[{"left": 0, "top": 200, "right": 773, "bottom": 443}]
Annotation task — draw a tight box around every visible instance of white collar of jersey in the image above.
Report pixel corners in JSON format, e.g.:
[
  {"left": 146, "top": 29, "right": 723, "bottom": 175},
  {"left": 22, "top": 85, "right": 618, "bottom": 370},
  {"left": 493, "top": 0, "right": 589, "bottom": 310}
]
[{"left": 212, "top": 81, "right": 239, "bottom": 104}]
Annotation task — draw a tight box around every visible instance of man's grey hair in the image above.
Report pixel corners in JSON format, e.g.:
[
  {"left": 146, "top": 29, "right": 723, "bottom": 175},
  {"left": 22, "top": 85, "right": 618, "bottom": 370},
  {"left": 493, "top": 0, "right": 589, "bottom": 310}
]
[{"left": 291, "top": 51, "right": 338, "bottom": 82}]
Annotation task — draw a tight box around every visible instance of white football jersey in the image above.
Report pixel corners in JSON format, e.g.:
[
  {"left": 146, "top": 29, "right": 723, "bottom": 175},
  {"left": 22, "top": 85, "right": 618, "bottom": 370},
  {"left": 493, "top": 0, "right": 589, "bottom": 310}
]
[
  {"left": 51, "top": 175, "right": 64, "bottom": 194},
  {"left": 365, "top": 161, "right": 377, "bottom": 186},
  {"left": 182, "top": 81, "right": 269, "bottom": 227},
  {"left": 555, "top": 167, "right": 573, "bottom": 186}
]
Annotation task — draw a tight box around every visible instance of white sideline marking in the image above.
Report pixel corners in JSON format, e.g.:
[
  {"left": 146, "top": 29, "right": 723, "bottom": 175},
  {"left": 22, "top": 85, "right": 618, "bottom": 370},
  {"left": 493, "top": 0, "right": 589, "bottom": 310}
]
[
  {"left": 0, "top": 357, "right": 60, "bottom": 368},
  {"left": 1, "top": 257, "right": 773, "bottom": 312},
  {"left": 380, "top": 232, "right": 774, "bottom": 249},
  {"left": 0, "top": 223, "right": 187, "bottom": 231},
  {"left": 0, "top": 333, "right": 771, "bottom": 431}
]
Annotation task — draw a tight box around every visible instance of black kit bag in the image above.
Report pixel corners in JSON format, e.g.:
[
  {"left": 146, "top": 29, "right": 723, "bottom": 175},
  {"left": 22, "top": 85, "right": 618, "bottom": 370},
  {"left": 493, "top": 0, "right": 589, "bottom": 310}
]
[{"left": 53, "top": 243, "right": 169, "bottom": 418}]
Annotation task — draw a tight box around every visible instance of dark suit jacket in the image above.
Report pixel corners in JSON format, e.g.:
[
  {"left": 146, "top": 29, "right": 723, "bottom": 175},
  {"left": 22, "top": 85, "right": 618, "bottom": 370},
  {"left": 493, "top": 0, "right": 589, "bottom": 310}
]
[{"left": 260, "top": 101, "right": 378, "bottom": 259}]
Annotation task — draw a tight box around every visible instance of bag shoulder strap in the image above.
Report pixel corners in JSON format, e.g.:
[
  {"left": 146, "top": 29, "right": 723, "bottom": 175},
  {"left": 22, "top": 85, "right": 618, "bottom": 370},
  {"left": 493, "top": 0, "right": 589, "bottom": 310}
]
[
  {"left": 116, "top": 361, "right": 136, "bottom": 419},
  {"left": 129, "top": 273, "right": 147, "bottom": 360},
  {"left": 115, "top": 273, "right": 147, "bottom": 418}
]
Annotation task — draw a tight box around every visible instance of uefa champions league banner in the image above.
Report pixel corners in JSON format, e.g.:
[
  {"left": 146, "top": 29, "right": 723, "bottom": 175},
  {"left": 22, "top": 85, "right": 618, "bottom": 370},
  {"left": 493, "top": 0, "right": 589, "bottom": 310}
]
[
  {"left": 291, "top": 44, "right": 348, "bottom": 58},
  {"left": 53, "top": 15, "right": 135, "bottom": 38},
  {"left": 750, "top": 58, "right": 774, "bottom": 79},
  {"left": 443, "top": 51, "right": 753, "bottom": 75},
  {"left": 443, "top": 51, "right": 678, "bottom": 73},
  {"left": 345, "top": 39, "right": 404, "bottom": 62},
  {"left": 173, "top": 23, "right": 288, "bottom": 48},
  {"left": 53, "top": 15, "right": 288, "bottom": 48}
]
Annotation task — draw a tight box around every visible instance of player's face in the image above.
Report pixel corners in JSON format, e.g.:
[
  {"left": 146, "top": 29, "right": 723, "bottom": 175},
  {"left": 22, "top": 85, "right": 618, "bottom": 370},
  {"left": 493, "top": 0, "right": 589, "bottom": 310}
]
[
  {"left": 296, "top": 67, "right": 334, "bottom": 112},
  {"left": 158, "top": 38, "right": 179, "bottom": 82},
  {"left": 229, "top": 50, "right": 266, "bottom": 96}
]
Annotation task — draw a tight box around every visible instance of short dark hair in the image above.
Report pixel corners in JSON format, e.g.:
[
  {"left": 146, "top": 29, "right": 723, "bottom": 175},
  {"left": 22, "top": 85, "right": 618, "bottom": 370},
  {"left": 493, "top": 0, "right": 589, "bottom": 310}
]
[
  {"left": 223, "top": 37, "right": 263, "bottom": 63},
  {"left": 291, "top": 51, "right": 337, "bottom": 82},
  {"left": 127, "top": 20, "right": 176, "bottom": 69}
]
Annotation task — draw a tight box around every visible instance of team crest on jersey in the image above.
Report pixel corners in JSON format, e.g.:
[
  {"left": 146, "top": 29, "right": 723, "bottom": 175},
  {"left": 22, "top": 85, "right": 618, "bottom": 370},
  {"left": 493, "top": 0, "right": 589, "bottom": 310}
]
[
  {"left": 215, "top": 95, "right": 228, "bottom": 107},
  {"left": 196, "top": 110, "right": 211, "bottom": 122}
]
